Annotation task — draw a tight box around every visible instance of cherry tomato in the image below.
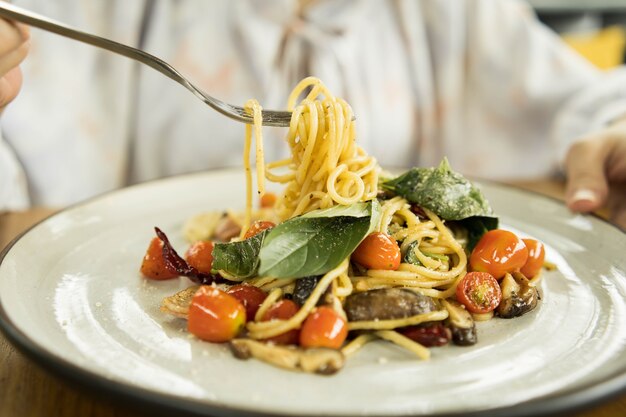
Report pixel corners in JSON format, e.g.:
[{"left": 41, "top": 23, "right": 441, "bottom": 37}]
[
  {"left": 184, "top": 241, "right": 215, "bottom": 274},
  {"left": 456, "top": 272, "right": 502, "bottom": 314},
  {"left": 227, "top": 284, "right": 267, "bottom": 321},
  {"left": 140, "top": 237, "right": 178, "bottom": 280},
  {"left": 188, "top": 286, "right": 246, "bottom": 342},
  {"left": 469, "top": 230, "right": 528, "bottom": 279},
  {"left": 520, "top": 239, "right": 545, "bottom": 278},
  {"left": 261, "top": 299, "right": 300, "bottom": 345},
  {"left": 352, "top": 232, "right": 401, "bottom": 270},
  {"left": 299, "top": 306, "right": 348, "bottom": 349},
  {"left": 244, "top": 221, "right": 276, "bottom": 239},
  {"left": 260, "top": 192, "right": 277, "bottom": 208}
]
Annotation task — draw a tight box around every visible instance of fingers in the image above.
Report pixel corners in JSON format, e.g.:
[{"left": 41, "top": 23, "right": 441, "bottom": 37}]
[
  {"left": 0, "top": 38, "right": 28, "bottom": 76},
  {"left": 0, "top": 19, "right": 29, "bottom": 58},
  {"left": 564, "top": 137, "right": 612, "bottom": 213},
  {"left": 0, "top": 18, "right": 29, "bottom": 110},
  {"left": 0, "top": 66, "right": 22, "bottom": 109}
]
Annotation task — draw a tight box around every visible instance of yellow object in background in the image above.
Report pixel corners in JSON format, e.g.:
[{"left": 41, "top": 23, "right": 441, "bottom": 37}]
[{"left": 562, "top": 25, "right": 626, "bottom": 70}]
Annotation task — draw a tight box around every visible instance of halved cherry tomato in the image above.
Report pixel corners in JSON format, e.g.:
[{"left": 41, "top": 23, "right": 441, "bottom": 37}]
[
  {"left": 188, "top": 286, "right": 246, "bottom": 342},
  {"left": 244, "top": 221, "right": 276, "bottom": 239},
  {"left": 260, "top": 192, "right": 277, "bottom": 208},
  {"left": 140, "top": 237, "right": 178, "bottom": 280},
  {"left": 299, "top": 306, "right": 348, "bottom": 349},
  {"left": 469, "top": 230, "right": 528, "bottom": 279},
  {"left": 227, "top": 284, "right": 267, "bottom": 321},
  {"left": 456, "top": 271, "right": 502, "bottom": 314},
  {"left": 520, "top": 238, "right": 545, "bottom": 278},
  {"left": 261, "top": 299, "right": 300, "bottom": 345},
  {"left": 352, "top": 232, "right": 401, "bottom": 270},
  {"left": 184, "top": 241, "right": 215, "bottom": 274}
]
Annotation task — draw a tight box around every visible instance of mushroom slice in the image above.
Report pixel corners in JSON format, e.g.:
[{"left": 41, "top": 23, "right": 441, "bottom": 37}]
[
  {"left": 496, "top": 272, "right": 538, "bottom": 319},
  {"left": 441, "top": 299, "right": 477, "bottom": 346},
  {"left": 160, "top": 285, "right": 200, "bottom": 319},
  {"left": 344, "top": 288, "right": 438, "bottom": 322},
  {"left": 230, "top": 339, "right": 344, "bottom": 375}
]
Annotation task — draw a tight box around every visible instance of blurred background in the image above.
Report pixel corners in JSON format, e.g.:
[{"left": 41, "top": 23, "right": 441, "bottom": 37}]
[{"left": 530, "top": 0, "right": 626, "bottom": 70}]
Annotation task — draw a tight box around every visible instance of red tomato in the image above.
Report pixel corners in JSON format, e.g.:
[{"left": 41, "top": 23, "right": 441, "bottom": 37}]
[
  {"left": 140, "top": 237, "right": 178, "bottom": 280},
  {"left": 352, "top": 232, "right": 401, "bottom": 270},
  {"left": 299, "top": 306, "right": 348, "bottom": 349},
  {"left": 184, "top": 241, "right": 215, "bottom": 274},
  {"left": 244, "top": 221, "right": 276, "bottom": 239},
  {"left": 261, "top": 299, "right": 300, "bottom": 345},
  {"left": 188, "top": 286, "right": 246, "bottom": 342},
  {"left": 399, "top": 323, "right": 451, "bottom": 347},
  {"left": 469, "top": 230, "right": 528, "bottom": 279},
  {"left": 520, "top": 239, "right": 545, "bottom": 278},
  {"left": 456, "top": 272, "right": 502, "bottom": 314},
  {"left": 260, "top": 192, "right": 277, "bottom": 208},
  {"left": 227, "top": 284, "right": 267, "bottom": 321}
]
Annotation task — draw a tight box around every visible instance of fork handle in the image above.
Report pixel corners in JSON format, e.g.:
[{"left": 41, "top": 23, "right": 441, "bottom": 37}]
[{"left": 0, "top": 2, "right": 245, "bottom": 122}]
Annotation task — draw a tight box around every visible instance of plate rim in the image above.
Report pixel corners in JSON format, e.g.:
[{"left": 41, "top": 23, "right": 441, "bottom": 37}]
[{"left": 1, "top": 170, "right": 625, "bottom": 417}]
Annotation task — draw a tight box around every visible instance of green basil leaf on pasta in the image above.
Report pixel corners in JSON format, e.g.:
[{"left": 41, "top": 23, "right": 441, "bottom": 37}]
[
  {"left": 382, "top": 158, "right": 498, "bottom": 245},
  {"left": 212, "top": 230, "right": 268, "bottom": 278},
  {"left": 259, "top": 201, "right": 380, "bottom": 278}
]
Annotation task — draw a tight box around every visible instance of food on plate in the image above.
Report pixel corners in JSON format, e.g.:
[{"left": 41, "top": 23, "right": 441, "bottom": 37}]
[{"left": 141, "top": 77, "right": 549, "bottom": 374}]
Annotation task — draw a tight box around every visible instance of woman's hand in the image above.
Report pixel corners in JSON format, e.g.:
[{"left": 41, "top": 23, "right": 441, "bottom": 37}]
[
  {"left": 565, "top": 117, "right": 626, "bottom": 229},
  {"left": 0, "top": 17, "right": 29, "bottom": 111}
]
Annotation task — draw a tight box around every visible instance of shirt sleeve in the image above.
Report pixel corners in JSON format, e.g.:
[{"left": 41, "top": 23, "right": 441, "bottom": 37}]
[
  {"left": 0, "top": 130, "right": 30, "bottom": 210},
  {"left": 465, "top": 0, "right": 626, "bottom": 171}
]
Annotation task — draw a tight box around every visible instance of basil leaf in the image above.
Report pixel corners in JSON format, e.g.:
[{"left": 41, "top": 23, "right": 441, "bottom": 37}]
[
  {"left": 212, "top": 230, "right": 267, "bottom": 278},
  {"left": 453, "top": 216, "right": 499, "bottom": 252},
  {"left": 382, "top": 158, "right": 496, "bottom": 221},
  {"left": 301, "top": 202, "right": 373, "bottom": 219},
  {"left": 382, "top": 158, "right": 498, "bottom": 247},
  {"left": 259, "top": 201, "right": 381, "bottom": 278}
]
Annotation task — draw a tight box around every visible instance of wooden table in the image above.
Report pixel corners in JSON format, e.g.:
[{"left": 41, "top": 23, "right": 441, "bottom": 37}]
[{"left": 1, "top": 181, "right": 625, "bottom": 417}]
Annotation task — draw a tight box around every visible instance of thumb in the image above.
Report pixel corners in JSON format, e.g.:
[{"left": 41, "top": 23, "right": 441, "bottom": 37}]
[{"left": 564, "top": 138, "right": 610, "bottom": 213}]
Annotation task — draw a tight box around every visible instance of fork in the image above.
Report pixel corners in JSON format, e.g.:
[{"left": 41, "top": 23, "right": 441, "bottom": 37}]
[{"left": 0, "top": 2, "right": 293, "bottom": 127}]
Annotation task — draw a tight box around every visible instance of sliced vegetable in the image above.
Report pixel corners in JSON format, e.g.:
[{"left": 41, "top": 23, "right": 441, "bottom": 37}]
[
  {"left": 227, "top": 284, "right": 267, "bottom": 321},
  {"left": 441, "top": 299, "right": 477, "bottom": 346},
  {"left": 184, "top": 241, "right": 215, "bottom": 275},
  {"left": 520, "top": 239, "right": 545, "bottom": 278},
  {"left": 300, "top": 306, "right": 348, "bottom": 349},
  {"left": 344, "top": 288, "right": 437, "bottom": 322},
  {"left": 188, "top": 286, "right": 246, "bottom": 342},
  {"left": 455, "top": 271, "right": 502, "bottom": 314},
  {"left": 261, "top": 299, "right": 300, "bottom": 345},
  {"left": 496, "top": 272, "right": 539, "bottom": 318},
  {"left": 399, "top": 323, "right": 451, "bottom": 347},
  {"left": 293, "top": 276, "right": 322, "bottom": 306},
  {"left": 244, "top": 221, "right": 276, "bottom": 239},
  {"left": 230, "top": 338, "right": 344, "bottom": 375},
  {"left": 140, "top": 237, "right": 179, "bottom": 280},
  {"left": 469, "top": 229, "right": 528, "bottom": 279},
  {"left": 352, "top": 232, "right": 401, "bottom": 270}
]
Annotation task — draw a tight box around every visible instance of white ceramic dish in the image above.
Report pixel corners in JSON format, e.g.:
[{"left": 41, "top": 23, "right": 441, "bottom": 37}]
[{"left": 1, "top": 170, "right": 626, "bottom": 417}]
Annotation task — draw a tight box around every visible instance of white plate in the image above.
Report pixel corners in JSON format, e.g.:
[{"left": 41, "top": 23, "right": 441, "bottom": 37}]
[{"left": 1, "top": 170, "right": 626, "bottom": 417}]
